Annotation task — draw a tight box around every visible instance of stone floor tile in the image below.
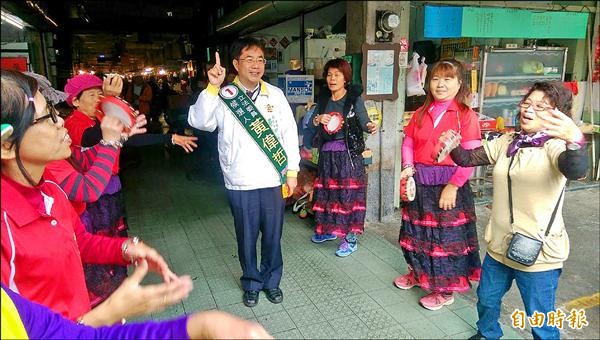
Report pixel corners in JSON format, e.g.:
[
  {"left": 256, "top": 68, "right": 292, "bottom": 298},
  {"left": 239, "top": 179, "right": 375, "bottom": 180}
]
[
  {"left": 286, "top": 304, "right": 326, "bottom": 327},
  {"left": 298, "top": 321, "right": 337, "bottom": 339},
  {"left": 251, "top": 295, "right": 285, "bottom": 317},
  {"left": 313, "top": 297, "right": 354, "bottom": 321},
  {"left": 257, "top": 310, "right": 296, "bottom": 334},
  {"left": 272, "top": 328, "right": 304, "bottom": 339},
  {"left": 218, "top": 301, "right": 255, "bottom": 320},
  {"left": 367, "top": 287, "right": 406, "bottom": 307},
  {"left": 365, "top": 324, "right": 411, "bottom": 339},
  {"left": 213, "top": 288, "right": 244, "bottom": 308},
  {"left": 328, "top": 314, "right": 369, "bottom": 339},
  {"left": 356, "top": 307, "right": 400, "bottom": 330},
  {"left": 452, "top": 306, "right": 479, "bottom": 328},
  {"left": 428, "top": 310, "right": 476, "bottom": 336},
  {"left": 344, "top": 293, "right": 382, "bottom": 314},
  {"left": 403, "top": 318, "right": 447, "bottom": 339},
  {"left": 281, "top": 289, "right": 312, "bottom": 309},
  {"left": 352, "top": 274, "right": 387, "bottom": 292}
]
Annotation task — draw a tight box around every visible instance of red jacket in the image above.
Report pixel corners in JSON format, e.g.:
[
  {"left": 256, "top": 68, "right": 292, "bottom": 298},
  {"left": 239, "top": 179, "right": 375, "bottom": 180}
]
[
  {"left": 1, "top": 172, "right": 127, "bottom": 320},
  {"left": 64, "top": 109, "right": 120, "bottom": 175},
  {"left": 405, "top": 100, "right": 481, "bottom": 166}
]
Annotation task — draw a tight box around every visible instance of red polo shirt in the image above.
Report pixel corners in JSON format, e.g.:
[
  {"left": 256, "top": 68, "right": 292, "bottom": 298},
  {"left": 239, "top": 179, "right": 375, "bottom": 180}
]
[
  {"left": 405, "top": 100, "right": 481, "bottom": 166},
  {"left": 1, "top": 172, "right": 127, "bottom": 320}
]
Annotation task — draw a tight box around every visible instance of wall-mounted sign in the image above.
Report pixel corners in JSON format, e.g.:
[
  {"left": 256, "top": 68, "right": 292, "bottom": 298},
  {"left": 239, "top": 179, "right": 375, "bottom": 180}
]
[
  {"left": 285, "top": 75, "right": 314, "bottom": 103},
  {"left": 361, "top": 43, "right": 401, "bottom": 101},
  {"left": 425, "top": 5, "right": 589, "bottom": 39}
]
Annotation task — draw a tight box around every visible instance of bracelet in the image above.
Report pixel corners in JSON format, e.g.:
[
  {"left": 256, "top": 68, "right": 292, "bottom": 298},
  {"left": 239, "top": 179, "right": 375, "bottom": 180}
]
[
  {"left": 121, "top": 236, "right": 140, "bottom": 264},
  {"left": 313, "top": 115, "right": 320, "bottom": 126},
  {"left": 99, "top": 139, "right": 123, "bottom": 148}
]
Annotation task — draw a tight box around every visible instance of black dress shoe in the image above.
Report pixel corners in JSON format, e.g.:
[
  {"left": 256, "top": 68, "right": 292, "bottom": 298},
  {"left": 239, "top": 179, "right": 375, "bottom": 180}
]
[
  {"left": 243, "top": 290, "right": 259, "bottom": 307},
  {"left": 263, "top": 288, "right": 283, "bottom": 304}
]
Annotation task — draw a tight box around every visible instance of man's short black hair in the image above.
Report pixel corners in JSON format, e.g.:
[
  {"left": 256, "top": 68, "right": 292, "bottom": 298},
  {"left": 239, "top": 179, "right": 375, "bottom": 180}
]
[{"left": 229, "top": 37, "right": 265, "bottom": 60}]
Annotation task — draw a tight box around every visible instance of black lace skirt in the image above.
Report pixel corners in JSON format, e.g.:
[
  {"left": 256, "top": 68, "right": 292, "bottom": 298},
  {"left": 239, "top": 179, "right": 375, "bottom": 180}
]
[
  {"left": 313, "top": 149, "right": 366, "bottom": 237},
  {"left": 399, "top": 181, "right": 481, "bottom": 293}
]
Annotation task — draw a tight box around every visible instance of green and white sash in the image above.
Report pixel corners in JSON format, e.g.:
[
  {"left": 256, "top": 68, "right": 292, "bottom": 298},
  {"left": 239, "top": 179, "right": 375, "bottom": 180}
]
[{"left": 218, "top": 83, "right": 288, "bottom": 183}]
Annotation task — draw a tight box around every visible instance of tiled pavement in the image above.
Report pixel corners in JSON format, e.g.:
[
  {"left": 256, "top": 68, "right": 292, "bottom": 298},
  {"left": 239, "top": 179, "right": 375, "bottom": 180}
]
[{"left": 122, "top": 145, "right": 522, "bottom": 339}]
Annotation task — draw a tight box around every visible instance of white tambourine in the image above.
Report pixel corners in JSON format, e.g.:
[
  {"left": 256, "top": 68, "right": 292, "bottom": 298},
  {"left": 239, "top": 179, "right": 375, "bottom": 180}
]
[
  {"left": 432, "top": 130, "right": 461, "bottom": 163},
  {"left": 96, "top": 96, "right": 138, "bottom": 132},
  {"left": 400, "top": 176, "right": 416, "bottom": 202},
  {"left": 324, "top": 111, "right": 344, "bottom": 134}
]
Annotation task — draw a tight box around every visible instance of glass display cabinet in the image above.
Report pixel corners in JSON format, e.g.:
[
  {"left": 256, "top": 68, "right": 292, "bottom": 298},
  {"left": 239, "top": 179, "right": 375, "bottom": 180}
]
[{"left": 479, "top": 46, "right": 567, "bottom": 126}]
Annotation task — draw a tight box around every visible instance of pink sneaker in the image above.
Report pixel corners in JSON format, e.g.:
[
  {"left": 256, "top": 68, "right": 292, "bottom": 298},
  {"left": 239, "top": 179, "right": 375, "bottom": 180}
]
[
  {"left": 419, "top": 292, "right": 454, "bottom": 311},
  {"left": 393, "top": 272, "right": 419, "bottom": 290}
]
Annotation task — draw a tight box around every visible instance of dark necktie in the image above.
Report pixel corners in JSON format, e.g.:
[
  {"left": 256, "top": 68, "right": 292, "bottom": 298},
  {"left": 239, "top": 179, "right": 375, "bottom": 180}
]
[{"left": 246, "top": 89, "right": 257, "bottom": 102}]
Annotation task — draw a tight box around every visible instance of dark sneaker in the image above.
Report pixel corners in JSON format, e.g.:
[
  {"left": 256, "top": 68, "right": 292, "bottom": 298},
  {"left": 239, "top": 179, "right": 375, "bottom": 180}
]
[
  {"left": 263, "top": 288, "right": 283, "bottom": 304},
  {"left": 243, "top": 290, "right": 259, "bottom": 307},
  {"left": 311, "top": 233, "right": 337, "bottom": 243}
]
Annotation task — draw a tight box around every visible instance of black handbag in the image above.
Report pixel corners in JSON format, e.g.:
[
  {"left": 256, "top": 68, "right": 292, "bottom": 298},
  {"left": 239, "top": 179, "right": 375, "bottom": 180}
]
[{"left": 505, "top": 155, "right": 564, "bottom": 266}]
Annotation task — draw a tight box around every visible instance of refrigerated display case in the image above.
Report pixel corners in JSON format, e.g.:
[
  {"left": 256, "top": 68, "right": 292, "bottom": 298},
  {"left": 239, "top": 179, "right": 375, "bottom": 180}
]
[{"left": 479, "top": 46, "right": 567, "bottom": 126}]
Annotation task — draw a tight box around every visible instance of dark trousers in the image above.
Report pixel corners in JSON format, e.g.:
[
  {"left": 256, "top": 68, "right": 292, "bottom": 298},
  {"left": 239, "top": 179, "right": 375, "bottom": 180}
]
[{"left": 226, "top": 186, "right": 285, "bottom": 291}]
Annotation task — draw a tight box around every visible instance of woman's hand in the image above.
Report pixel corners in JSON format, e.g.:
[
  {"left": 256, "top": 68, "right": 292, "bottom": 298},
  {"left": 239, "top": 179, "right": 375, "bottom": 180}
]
[
  {"left": 172, "top": 134, "right": 199, "bottom": 153},
  {"left": 187, "top": 310, "right": 273, "bottom": 339},
  {"left": 123, "top": 239, "right": 177, "bottom": 283},
  {"left": 439, "top": 183, "right": 458, "bottom": 210},
  {"left": 124, "top": 114, "right": 148, "bottom": 139},
  {"left": 100, "top": 116, "right": 125, "bottom": 142},
  {"left": 317, "top": 113, "right": 332, "bottom": 126},
  {"left": 103, "top": 75, "right": 123, "bottom": 97},
  {"left": 400, "top": 166, "right": 414, "bottom": 179},
  {"left": 366, "top": 121, "right": 378, "bottom": 135},
  {"left": 541, "top": 109, "right": 584, "bottom": 144},
  {"left": 82, "top": 259, "right": 193, "bottom": 327}
]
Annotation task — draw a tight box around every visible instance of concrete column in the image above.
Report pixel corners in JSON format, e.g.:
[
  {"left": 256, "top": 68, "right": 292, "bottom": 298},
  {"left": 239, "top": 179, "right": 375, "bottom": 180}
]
[{"left": 346, "top": 1, "right": 410, "bottom": 222}]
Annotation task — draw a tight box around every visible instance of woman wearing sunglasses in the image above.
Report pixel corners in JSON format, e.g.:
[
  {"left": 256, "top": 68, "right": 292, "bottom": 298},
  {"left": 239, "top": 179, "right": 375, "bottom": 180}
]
[
  {"left": 440, "top": 81, "right": 588, "bottom": 339},
  {"left": 1, "top": 69, "right": 193, "bottom": 326}
]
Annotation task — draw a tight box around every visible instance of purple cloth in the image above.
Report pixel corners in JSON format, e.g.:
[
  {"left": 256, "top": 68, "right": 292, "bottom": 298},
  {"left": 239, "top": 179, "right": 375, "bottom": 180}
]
[
  {"left": 415, "top": 164, "right": 457, "bottom": 186},
  {"left": 506, "top": 131, "right": 553, "bottom": 157},
  {"left": 3, "top": 283, "right": 190, "bottom": 339},
  {"left": 322, "top": 139, "right": 347, "bottom": 151},
  {"left": 103, "top": 175, "right": 121, "bottom": 195}
]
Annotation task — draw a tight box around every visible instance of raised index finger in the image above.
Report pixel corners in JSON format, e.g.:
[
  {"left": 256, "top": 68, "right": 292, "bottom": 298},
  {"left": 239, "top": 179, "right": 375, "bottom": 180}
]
[{"left": 215, "top": 52, "right": 221, "bottom": 67}]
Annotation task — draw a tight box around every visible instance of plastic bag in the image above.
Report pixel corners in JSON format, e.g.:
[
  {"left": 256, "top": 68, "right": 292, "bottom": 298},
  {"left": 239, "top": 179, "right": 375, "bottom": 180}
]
[{"left": 406, "top": 52, "right": 426, "bottom": 97}]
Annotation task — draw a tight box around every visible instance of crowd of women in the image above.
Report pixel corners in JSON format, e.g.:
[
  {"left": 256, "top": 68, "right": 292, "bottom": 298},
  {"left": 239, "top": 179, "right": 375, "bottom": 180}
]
[{"left": 1, "top": 51, "right": 588, "bottom": 339}]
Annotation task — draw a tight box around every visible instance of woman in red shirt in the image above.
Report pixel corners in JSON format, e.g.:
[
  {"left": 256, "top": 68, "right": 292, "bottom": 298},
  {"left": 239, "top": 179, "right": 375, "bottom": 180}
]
[
  {"left": 0, "top": 69, "right": 193, "bottom": 326},
  {"left": 63, "top": 74, "right": 197, "bottom": 307},
  {"left": 393, "top": 59, "right": 482, "bottom": 311}
]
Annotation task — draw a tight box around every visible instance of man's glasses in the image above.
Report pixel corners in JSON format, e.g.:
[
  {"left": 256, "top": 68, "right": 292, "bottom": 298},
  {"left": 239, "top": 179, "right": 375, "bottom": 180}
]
[
  {"left": 517, "top": 101, "right": 554, "bottom": 112},
  {"left": 32, "top": 105, "right": 59, "bottom": 125},
  {"left": 237, "top": 57, "right": 266, "bottom": 65}
]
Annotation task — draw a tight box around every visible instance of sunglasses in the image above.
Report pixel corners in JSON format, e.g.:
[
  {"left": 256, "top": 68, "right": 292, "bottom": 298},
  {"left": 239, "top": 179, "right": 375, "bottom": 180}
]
[{"left": 32, "top": 105, "right": 59, "bottom": 125}]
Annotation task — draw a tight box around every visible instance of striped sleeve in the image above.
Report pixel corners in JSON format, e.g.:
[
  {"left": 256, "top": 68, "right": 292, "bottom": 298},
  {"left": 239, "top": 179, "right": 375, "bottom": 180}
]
[
  {"left": 50, "top": 145, "right": 119, "bottom": 203},
  {"left": 70, "top": 145, "right": 99, "bottom": 170}
]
